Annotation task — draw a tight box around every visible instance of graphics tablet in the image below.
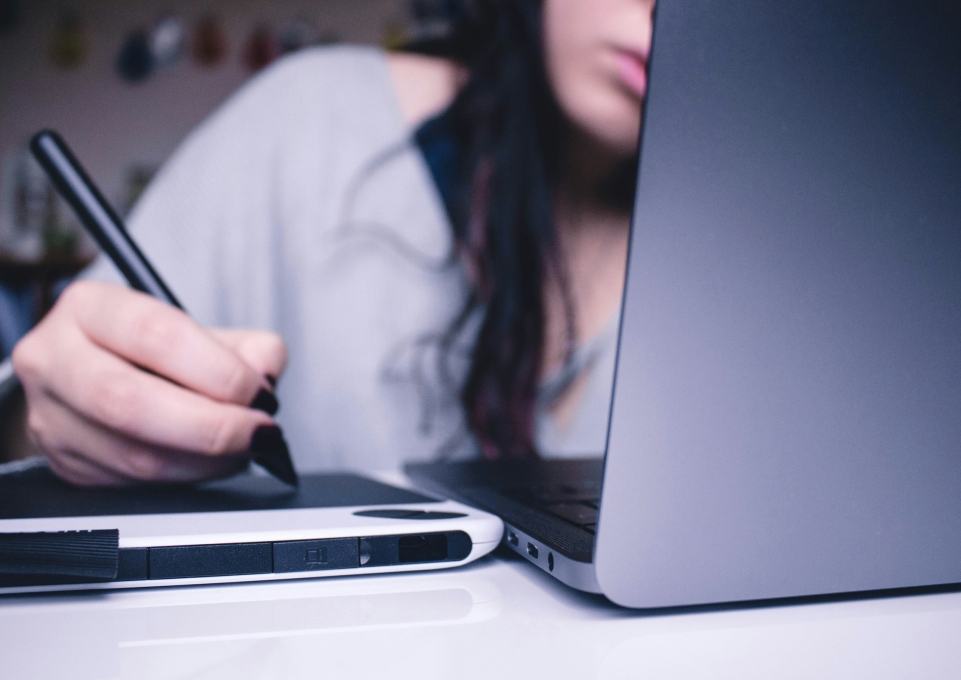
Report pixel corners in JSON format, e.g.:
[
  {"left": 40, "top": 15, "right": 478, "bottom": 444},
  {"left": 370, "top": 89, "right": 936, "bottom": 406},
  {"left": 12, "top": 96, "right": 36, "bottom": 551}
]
[{"left": 0, "top": 460, "right": 503, "bottom": 595}]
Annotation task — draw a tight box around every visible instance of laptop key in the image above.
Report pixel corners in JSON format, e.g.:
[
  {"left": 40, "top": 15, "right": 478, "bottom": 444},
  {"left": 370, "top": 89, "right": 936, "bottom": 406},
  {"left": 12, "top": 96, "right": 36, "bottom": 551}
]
[
  {"left": 509, "top": 483, "right": 601, "bottom": 505},
  {"left": 544, "top": 502, "right": 599, "bottom": 527}
]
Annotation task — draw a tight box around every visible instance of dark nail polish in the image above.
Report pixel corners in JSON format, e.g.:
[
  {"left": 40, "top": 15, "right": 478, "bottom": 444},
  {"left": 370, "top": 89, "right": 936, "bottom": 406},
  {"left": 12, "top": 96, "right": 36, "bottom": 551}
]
[
  {"left": 265, "top": 374, "right": 277, "bottom": 388},
  {"left": 249, "top": 425, "right": 298, "bottom": 487},
  {"left": 250, "top": 388, "right": 279, "bottom": 416}
]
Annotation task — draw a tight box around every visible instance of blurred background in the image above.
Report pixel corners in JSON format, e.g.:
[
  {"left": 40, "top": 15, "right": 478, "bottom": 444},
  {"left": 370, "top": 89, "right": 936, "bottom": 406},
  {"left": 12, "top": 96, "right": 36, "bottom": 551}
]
[{"left": 0, "top": 0, "right": 455, "bottom": 358}]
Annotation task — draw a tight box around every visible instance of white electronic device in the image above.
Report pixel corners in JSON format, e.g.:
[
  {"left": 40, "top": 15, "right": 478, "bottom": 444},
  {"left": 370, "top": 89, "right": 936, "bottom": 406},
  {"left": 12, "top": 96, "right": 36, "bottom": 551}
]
[{"left": 0, "top": 460, "right": 503, "bottom": 595}]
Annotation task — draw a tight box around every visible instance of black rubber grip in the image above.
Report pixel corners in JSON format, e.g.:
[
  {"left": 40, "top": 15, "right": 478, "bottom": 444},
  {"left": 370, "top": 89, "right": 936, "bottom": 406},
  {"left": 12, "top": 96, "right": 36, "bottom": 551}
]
[{"left": 0, "top": 530, "right": 119, "bottom": 579}]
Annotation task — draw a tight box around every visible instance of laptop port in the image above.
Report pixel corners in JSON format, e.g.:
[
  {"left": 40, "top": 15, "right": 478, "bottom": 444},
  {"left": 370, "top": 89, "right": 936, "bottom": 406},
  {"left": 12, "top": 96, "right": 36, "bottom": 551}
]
[
  {"left": 548, "top": 552, "right": 554, "bottom": 572},
  {"left": 507, "top": 531, "right": 519, "bottom": 546},
  {"left": 527, "top": 542, "right": 538, "bottom": 559}
]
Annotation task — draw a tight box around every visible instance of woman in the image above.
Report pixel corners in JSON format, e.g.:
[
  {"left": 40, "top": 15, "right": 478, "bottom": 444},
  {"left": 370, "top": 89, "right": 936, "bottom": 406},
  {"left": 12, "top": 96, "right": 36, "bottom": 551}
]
[{"left": 9, "top": 0, "right": 654, "bottom": 485}]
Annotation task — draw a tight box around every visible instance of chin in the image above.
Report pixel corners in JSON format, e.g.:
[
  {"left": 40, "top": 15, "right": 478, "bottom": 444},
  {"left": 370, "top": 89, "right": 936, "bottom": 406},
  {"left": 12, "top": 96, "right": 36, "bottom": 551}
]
[
  {"left": 574, "top": 91, "right": 642, "bottom": 156},
  {"left": 585, "top": 114, "right": 642, "bottom": 158},
  {"left": 558, "top": 80, "right": 643, "bottom": 158},
  {"left": 604, "top": 127, "right": 641, "bottom": 156}
]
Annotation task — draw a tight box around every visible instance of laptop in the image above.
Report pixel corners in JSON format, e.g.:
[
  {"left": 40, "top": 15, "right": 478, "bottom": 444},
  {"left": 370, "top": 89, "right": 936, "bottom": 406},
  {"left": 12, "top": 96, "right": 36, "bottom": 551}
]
[
  {"left": 0, "top": 459, "right": 503, "bottom": 594},
  {"left": 408, "top": 0, "right": 961, "bottom": 608}
]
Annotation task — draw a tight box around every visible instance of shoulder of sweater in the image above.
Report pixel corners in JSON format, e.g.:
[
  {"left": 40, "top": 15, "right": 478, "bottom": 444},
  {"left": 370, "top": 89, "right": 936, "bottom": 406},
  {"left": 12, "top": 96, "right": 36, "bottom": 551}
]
[
  {"left": 242, "top": 44, "right": 393, "bottom": 107},
  {"left": 144, "top": 44, "right": 411, "bottom": 210},
  {"left": 187, "top": 45, "right": 402, "bottom": 150}
]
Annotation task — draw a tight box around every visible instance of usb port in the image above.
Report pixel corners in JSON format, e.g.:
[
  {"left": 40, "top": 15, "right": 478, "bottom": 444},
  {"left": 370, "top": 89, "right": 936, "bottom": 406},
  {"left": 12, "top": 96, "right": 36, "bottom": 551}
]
[
  {"left": 527, "top": 543, "right": 538, "bottom": 559},
  {"left": 507, "top": 531, "right": 519, "bottom": 546}
]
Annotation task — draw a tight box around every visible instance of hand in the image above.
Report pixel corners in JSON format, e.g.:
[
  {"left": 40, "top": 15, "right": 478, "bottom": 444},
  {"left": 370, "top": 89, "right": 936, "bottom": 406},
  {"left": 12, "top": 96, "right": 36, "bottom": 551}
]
[{"left": 11, "top": 280, "right": 288, "bottom": 486}]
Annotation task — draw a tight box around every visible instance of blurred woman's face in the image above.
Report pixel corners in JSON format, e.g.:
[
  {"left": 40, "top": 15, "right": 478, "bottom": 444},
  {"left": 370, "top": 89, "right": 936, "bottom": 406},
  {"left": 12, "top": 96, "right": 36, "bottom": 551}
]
[{"left": 543, "top": 0, "right": 655, "bottom": 157}]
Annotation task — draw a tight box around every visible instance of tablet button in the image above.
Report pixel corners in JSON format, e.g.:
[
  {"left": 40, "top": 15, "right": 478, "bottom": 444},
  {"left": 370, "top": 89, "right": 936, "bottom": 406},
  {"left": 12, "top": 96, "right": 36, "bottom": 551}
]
[
  {"left": 273, "top": 538, "right": 358, "bottom": 572},
  {"left": 359, "top": 539, "right": 372, "bottom": 565},
  {"left": 149, "top": 543, "right": 272, "bottom": 579},
  {"left": 353, "top": 509, "right": 467, "bottom": 520}
]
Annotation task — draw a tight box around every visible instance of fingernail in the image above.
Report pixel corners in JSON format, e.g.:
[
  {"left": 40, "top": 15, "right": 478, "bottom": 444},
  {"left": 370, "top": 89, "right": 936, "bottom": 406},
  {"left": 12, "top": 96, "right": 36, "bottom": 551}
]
[
  {"left": 265, "top": 374, "right": 277, "bottom": 388},
  {"left": 250, "top": 388, "right": 279, "bottom": 415},
  {"left": 249, "top": 425, "right": 298, "bottom": 487}
]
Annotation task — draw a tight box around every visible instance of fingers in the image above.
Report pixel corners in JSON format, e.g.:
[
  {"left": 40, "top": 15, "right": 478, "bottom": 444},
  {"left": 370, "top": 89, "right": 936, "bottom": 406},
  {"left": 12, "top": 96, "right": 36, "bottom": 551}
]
[
  {"left": 34, "top": 399, "right": 249, "bottom": 486},
  {"left": 16, "top": 316, "right": 273, "bottom": 456},
  {"left": 61, "top": 280, "right": 271, "bottom": 407},
  {"left": 45, "top": 446, "right": 133, "bottom": 487},
  {"left": 11, "top": 279, "right": 290, "bottom": 487},
  {"left": 209, "top": 329, "right": 288, "bottom": 384}
]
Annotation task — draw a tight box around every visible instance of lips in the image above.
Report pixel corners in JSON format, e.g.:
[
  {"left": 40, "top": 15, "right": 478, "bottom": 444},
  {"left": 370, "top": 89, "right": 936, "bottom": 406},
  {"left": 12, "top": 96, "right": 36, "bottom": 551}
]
[{"left": 612, "top": 48, "right": 649, "bottom": 98}]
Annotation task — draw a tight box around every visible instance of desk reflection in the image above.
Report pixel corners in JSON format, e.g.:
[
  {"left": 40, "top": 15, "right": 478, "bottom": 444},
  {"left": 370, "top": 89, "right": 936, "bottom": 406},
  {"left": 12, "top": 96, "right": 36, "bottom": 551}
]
[
  {"left": 1, "top": 568, "right": 502, "bottom": 680},
  {"left": 2, "top": 556, "right": 961, "bottom": 679}
]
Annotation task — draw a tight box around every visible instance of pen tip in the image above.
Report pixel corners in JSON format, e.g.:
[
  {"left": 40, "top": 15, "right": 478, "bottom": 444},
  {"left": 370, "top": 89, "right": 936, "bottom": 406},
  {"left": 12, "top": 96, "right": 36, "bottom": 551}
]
[{"left": 250, "top": 425, "right": 299, "bottom": 487}]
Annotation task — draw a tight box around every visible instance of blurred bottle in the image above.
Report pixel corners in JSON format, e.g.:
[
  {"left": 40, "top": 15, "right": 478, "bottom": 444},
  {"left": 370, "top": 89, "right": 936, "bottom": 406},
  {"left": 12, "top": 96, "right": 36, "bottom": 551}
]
[
  {"left": 150, "top": 16, "right": 185, "bottom": 69},
  {"left": 49, "top": 11, "right": 87, "bottom": 70},
  {"left": 242, "top": 24, "right": 277, "bottom": 73},
  {"left": 0, "top": 145, "right": 48, "bottom": 260},
  {"left": 192, "top": 15, "right": 227, "bottom": 67},
  {"left": 0, "top": 144, "right": 83, "bottom": 261}
]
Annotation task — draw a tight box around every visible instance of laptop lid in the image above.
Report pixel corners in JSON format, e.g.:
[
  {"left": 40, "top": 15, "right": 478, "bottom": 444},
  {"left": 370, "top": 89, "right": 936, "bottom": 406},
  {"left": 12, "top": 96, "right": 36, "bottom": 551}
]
[{"left": 597, "top": 0, "right": 961, "bottom": 607}]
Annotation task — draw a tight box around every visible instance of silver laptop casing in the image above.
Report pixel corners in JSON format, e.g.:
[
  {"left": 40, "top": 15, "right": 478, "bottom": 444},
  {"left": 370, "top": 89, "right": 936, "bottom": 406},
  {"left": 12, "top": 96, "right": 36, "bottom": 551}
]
[{"left": 596, "top": 0, "right": 961, "bottom": 607}]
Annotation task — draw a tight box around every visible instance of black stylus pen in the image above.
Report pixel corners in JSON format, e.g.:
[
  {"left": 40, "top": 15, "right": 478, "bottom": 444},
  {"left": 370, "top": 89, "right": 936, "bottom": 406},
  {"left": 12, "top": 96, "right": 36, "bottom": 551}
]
[{"left": 30, "top": 129, "right": 298, "bottom": 487}]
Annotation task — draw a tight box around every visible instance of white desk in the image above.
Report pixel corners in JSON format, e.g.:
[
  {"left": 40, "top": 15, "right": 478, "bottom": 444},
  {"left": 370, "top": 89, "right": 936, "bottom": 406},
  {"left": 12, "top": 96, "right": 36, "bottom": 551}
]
[{"left": 2, "top": 549, "right": 960, "bottom": 679}]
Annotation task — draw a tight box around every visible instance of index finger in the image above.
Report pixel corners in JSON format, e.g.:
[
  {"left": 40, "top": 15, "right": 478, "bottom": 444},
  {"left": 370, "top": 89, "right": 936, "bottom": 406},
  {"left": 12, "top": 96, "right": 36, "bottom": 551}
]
[
  {"left": 209, "top": 329, "right": 287, "bottom": 383},
  {"left": 63, "top": 280, "right": 270, "bottom": 407}
]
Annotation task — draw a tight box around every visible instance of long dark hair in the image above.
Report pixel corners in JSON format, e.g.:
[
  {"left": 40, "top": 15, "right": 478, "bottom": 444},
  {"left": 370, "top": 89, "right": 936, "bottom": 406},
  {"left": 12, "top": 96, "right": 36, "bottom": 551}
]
[{"left": 414, "top": 0, "right": 575, "bottom": 459}]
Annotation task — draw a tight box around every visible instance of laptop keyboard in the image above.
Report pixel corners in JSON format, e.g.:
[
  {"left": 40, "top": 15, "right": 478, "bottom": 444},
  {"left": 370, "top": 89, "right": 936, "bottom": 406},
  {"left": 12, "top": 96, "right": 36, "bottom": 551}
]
[
  {"left": 405, "top": 458, "right": 604, "bottom": 563},
  {"left": 504, "top": 481, "right": 601, "bottom": 534}
]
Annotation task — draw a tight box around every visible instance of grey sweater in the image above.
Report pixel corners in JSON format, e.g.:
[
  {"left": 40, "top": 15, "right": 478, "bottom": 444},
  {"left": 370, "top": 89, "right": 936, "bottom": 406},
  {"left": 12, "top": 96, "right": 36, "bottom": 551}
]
[{"left": 85, "top": 46, "right": 615, "bottom": 473}]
